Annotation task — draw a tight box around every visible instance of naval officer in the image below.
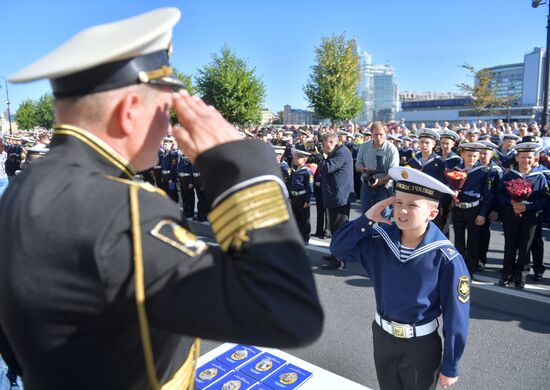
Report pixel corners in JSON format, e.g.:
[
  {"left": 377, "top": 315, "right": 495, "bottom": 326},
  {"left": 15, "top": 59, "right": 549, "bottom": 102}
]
[{"left": 0, "top": 8, "right": 323, "bottom": 390}]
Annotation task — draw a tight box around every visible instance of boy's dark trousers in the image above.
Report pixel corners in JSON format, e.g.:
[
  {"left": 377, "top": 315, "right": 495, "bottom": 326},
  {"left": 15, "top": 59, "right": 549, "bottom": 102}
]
[
  {"left": 530, "top": 217, "right": 545, "bottom": 276},
  {"left": 452, "top": 205, "right": 481, "bottom": 276},
  {"left": 291, "top": 194, "right": 311, "bottom": 244},
  {"left": 501, "top": 206, "right": 538, "bottom": 282},
  {"left": 179, "top": 174, "right": 195, "bottom": 218},
  {"left": 372, "top": 321, "right": 441, "bottom": 390},
  {"left": 314, "top": 183, "right": 329, "bottom": 237},
  {"left": 479, "top": 217, "right": 492, "bottom": 267},
  {"left": 193, "top": 174, "right": 208, "bottom": 221}
]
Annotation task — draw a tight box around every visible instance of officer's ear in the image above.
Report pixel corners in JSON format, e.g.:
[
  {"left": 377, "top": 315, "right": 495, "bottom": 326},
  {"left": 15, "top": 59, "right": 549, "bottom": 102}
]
[{"left": 117, "top": 91, "right": 142, "bottom": 136}]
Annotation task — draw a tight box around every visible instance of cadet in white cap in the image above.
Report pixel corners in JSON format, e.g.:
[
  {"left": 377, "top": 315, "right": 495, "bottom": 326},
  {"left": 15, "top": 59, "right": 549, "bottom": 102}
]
[
  {"left": 0, "top": 8, "right": 323, "bottom": 389},
  {"left": 465, "top": 128, "right": 480, "bottom": 143},
  {"left": 406, "top": 129, "right": 447, "bottom": 230},
  {"left": 289, "top": 149, "right": 314, "bottom": 244},
  {"left": 497, "top": 142, "right": 548, "bottom": 287},
  {"left": 331, "top": 167, "right": 470, "bottom": 390},
  {"left": 448, "top": 142, "right": 494, "bottom": 277},
  {"left": 497, "top": 134, "right": 521, "bottom": 170},
  {"left": 477, "top": 141, "right": 503, "bottom": 271}
]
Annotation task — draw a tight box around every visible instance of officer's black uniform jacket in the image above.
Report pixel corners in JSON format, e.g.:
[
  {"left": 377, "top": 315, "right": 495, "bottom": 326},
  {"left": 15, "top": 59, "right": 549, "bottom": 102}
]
[{"left": 0, "top": 125, "right": 323, "bottom": 390}]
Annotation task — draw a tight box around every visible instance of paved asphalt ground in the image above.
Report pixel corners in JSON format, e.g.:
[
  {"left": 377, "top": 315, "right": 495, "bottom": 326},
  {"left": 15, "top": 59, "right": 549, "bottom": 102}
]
[{"left": 187, "top": 199, "right": 550, "bottom": 390}]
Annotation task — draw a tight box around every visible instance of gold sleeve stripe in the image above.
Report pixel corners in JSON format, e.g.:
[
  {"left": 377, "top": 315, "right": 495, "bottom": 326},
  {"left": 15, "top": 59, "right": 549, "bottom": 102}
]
[
  {"left": 217, "top": 202, "right": 289, "bottom": 248},
  {"left": 209, "top": 181, "right": 289, "bottom": 252},
  {"left": 210, "top": 193, "right": 283, "bottom": 235},
  {"left": 129, "top": 185, "right": 199, "bottom": 390}
]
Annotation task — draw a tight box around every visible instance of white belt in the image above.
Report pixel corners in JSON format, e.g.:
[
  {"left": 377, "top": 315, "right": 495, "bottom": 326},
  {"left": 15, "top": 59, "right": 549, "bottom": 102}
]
[
  {"left": 375, "top": 312, "right": 438, "bottom": 339},
  {"left": 193, "top": 173, "right": 200, "bottom": 177},
  {"left": 455, "top": 199, "right": 480, "bottom": 209},
  {"left": 179, "top": 173, "right": 191, "bottom": 177},
  {"left": 291, "top": 190, "right": 306, "bottom": 196},
  {"left": 161, "top": 170, "right": 170, "bottom": 174}
]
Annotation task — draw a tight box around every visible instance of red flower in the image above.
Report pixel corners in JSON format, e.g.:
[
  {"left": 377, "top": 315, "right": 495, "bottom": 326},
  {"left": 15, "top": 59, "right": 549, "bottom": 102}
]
[
  {"left": 444, "top": 169, "right": 468, "bottom": 191},
  {"left": 504, "top": 178, "right": 533, "bottom": 202}
]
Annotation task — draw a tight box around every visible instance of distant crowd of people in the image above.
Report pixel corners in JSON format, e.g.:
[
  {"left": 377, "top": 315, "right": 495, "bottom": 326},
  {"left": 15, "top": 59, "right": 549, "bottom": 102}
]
[{"left": 2, "top": 118, "right": 549, "bottom": 288}]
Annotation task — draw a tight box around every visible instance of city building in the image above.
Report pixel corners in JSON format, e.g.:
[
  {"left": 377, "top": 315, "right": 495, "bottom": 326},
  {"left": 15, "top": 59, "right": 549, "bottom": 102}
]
[
  {"left": 397, "top": 47, "right": 548, "bottom": 126},
  {"left": 484, "top": 63, "right": 524, "bottom": 104},
  {"left": 356, "top": 48, "right": 399, "bottom": 123},
  {"left": 400, "top": 91, "right": 468, "bottom": 102},
  {"left": 282, "top": 104, "right": 315, "bottom": 125},
  {"left": 260, "top": 107, "right": 275, "bottom": 125}
]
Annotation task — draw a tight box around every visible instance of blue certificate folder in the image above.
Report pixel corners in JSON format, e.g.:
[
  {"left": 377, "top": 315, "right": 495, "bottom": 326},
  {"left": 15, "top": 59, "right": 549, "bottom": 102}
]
[
  {"left": 238, "top": 352, "right": 287, "bottom": 381},
  {"left": 195, "top": 360, "right": 232, "bottom": 389},
  {"left": 216, "top": 345, "right": 262, "bottom": 369},
  {"left": 206, "top": 371, "right": 258, "bottom": 390},
  {"left": 262, "top": 363, "right": 313, "bottom": 389}
]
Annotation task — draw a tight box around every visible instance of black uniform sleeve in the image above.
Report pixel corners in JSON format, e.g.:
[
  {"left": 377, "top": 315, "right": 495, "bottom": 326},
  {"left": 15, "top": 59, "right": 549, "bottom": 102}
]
[{"left": 100, "top": 140, "right": 323, "bottom": 348}]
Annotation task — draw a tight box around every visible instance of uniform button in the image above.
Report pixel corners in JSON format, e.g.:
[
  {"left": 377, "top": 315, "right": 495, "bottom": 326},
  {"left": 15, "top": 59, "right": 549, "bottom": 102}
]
[
  {"left": 368, "top": 221, "right": 373, "bottom": 226},
  {"left": 361, "top": 228, "right": 366, "bottom": 232}
]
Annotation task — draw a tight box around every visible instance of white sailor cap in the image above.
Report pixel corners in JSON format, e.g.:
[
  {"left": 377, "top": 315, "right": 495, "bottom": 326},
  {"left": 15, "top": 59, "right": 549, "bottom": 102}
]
[
  {"left": 294, "top": 149, "right": 312, "bottom": 157},
  {"left": 338, "top": 130, "right": 353, "bottom": 137},
  {"left": 402, "top": 136, "right": 412, "bottom": 142},
  {"left": 502, "top": 134, "right": 522, "bottom": 141},
  {"left": 9, "top": 8, "right": 184, "bottom": 98},
  {"left": 466, "top": 128, "right": 481, "bottom": 135},
  {"left": 439, "top": 129, "right": 459, "bottom": 142},
  {"left": 272, "top": 146, "right": 286, "bottom": 155},
  {"left": 478, "top": 140, "right": 499, "bottom": 150},
  {"left": 512, "top": 142, "right": 541, "bottom": 153},
  {"left": 458, "top": 142, "right": 485, "bottom": 151},
  {"left": 416, "top": 128, "right": 440, "bottom": 141},
  {"left": 390, "top": 166, "right": 454, "bottom": 201},
  {"left": 27, "top": 145, "right": 50, "bottom": 155},
  {"left": 298, "top": 129, "right": 308, "bottom": 136}
]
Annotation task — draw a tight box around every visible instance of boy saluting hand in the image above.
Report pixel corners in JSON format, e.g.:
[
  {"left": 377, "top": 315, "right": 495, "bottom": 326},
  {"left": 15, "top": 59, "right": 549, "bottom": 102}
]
[{"left": 331, "top": 167, "right": 470, "bottom": 390}]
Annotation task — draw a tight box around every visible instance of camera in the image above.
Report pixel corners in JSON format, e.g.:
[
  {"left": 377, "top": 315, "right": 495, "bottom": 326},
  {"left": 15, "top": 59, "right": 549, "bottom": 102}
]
[{"left": 364, "top": 170, "right": 378, "bottom": 188}]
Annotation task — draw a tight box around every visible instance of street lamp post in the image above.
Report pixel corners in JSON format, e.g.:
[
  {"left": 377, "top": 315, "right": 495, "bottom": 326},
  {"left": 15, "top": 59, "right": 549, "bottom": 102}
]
[
  {"left": 0, "top": 76, "right": 12, "bottom": 135},
  {"left": 532, "top": 0, "right": 550, "bottom": 130}
]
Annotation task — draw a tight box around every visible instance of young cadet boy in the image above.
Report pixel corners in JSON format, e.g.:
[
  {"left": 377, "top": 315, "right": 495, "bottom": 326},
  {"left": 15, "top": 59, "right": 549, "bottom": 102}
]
[
  {"left": 331, "top": 167, "right": 470, "bottom": 390},
  {"left": 449, "top": 142, "right": 493, "bottom": 277},
  {"left": 289, "top": 149, "right": 314, "bottom": 244},
  {"left": 497, "top": 142, "right": 549, "bottom": 288}
]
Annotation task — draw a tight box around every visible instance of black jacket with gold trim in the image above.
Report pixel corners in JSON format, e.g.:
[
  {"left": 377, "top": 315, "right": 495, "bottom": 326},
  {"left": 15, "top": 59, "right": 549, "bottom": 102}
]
[{"left": 0, "top": 125, "right": 323, "bottom": 390}]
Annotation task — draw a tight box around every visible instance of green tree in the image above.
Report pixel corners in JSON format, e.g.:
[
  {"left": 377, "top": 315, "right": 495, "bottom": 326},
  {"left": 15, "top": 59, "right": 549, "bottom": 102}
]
[
  {"left": 15, "top": 99, "right": 37, "bottom": 130},
  {"left": 34, "top": 93, "right": 55, "bottom": 129},
  {"left": 196, "top": 45, "right": 265, "bottom": 125},
  {"left": 170, "top": 68, "right": 195, "bottom": 125},
  {"left": 457, "top": 63, "right": 516, "bottom": 114},
  {"left": 304, "top": 34, "right": 363, "bottom": 125}
]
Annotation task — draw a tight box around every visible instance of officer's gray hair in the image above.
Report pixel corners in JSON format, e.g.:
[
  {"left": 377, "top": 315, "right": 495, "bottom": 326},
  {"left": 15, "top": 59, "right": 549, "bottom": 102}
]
[
  {"left": 322, "top": 132, "right": 338, "bottom": 142},
  {"left": 54, "top": 84, "right": 159, "bottom": 127}
]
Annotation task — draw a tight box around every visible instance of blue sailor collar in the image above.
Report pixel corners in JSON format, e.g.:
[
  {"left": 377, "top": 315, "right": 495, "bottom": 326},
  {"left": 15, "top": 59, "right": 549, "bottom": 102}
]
[
  {"left": 510, "top": 167, "right": 545, "bottom": 179},
  {"left": 444, "top": 152, "right": 461, "bottom": 161},
  {"left": 372, "top": 221, "right": 457, "bottom": 263},
  {"left": 413, "top": 151, "right": 439, "bottom": 166},
  {"left": 455, "top": 161, "right": 486, "bottom": 174}
]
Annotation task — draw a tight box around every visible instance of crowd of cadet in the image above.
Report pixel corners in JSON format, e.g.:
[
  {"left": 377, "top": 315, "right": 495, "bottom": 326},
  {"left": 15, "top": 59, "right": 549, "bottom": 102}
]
[{"left": 2, "top": 118, "right": 549, "bottom": 289}]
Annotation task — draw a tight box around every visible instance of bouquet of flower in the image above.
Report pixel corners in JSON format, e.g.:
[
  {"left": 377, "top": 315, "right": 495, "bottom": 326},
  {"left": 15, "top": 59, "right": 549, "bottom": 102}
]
[
  {"left": 504, "top": 178, "right": 533, "bottom": 217},
  {"left": 444, "top": 169, "right": 468, "bottom": 204}
]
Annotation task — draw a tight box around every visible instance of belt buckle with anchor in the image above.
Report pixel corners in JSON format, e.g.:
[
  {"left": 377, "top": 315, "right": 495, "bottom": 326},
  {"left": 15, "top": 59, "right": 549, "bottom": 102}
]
[{"left": 391, "top": 322, "right": 407, "bottom": 338}]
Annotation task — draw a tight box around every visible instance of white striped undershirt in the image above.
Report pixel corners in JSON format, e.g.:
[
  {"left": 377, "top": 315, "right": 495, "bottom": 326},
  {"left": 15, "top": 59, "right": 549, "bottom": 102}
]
[{"left": 400, "top": 245, "right": 415, "bottom": 262}]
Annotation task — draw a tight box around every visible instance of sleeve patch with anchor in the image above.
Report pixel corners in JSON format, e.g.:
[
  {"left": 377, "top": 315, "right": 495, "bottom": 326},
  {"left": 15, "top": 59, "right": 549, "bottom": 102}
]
[{"left": 151, "top": 220, "right": 208, "bottom": 257}]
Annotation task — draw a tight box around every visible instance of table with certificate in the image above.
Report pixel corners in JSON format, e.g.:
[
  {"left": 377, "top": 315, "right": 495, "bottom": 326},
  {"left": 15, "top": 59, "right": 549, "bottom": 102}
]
[{"left": 196, "top": 342, "right": 371, "bottom": 390}]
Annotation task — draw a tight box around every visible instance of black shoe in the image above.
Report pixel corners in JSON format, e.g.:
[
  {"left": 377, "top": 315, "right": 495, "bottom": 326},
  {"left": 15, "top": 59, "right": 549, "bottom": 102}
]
[
  {"left": 320, "top": 260, "right": 345, "bottom": 270},
  {"left": 515, "top": 280, "right": 526, "bottom": 289},
  {"left": 322, "top": 255, "right": 334, "bottom": 261},
  {"left": 498, "top": 279, "right": 510, "bottom": 287},
  {"left": 532, "top": 274, "right": 543, "bottom": 282}
]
